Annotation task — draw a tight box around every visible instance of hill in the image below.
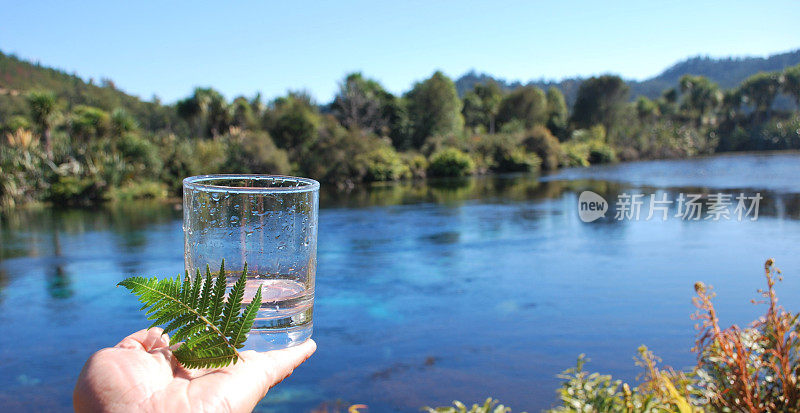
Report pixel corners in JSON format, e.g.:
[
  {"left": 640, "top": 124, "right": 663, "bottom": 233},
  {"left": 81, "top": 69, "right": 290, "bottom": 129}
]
[
  {"left": 455, "top": 49, "right": 800, "bottom": 106},
  {"left": 0, "top": 51, "right": 177, "bottom": 130}
]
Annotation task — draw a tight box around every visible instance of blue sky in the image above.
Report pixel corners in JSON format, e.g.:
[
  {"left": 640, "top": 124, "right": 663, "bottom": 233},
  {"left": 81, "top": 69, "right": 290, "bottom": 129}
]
[{"left": 1, "top": 1, "right": 798, "bottom": 103}]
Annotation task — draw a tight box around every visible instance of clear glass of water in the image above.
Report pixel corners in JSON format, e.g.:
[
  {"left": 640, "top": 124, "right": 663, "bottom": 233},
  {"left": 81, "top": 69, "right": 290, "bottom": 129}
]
[{"left": 182, "top": 174, "right": 319, "bottom": 351}]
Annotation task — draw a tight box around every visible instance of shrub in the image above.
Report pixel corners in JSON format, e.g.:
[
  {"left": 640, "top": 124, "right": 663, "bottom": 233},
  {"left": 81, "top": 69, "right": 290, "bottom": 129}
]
[
  {"left": 424, "top": 398, "right": 513, "bottom": 413},
  {"left": 587, "top": 140, "right": 617, "bottom": 164},
  {"left": 560, "top": 142, "right": 590, "bottom": 167},
  {"left": 522, "top": 126, "right": 562, "bottom": 170},
  {"left": 106, "top": 180, "right": 168, "bottom": 201},
  {"left": 421, "top": 133, "right": 470, "bottom": 157},
  {"left": 402, "top": 152, "right": 428, "bottom": 179},
  {"left": 474, "top": 133, "right": 540, "bottom": 173},
  {"left": 541, "top": 259, "right": 800, "bottom": 412},
  {"left": 562, "top": 126, "right": 616, "bottom": 165},
  {"left": 2, "top": 115, "right": 31, "bottom": 134},
  {"left": 222, "top": 129, "right": 291, "bottom": 175},
  {"left": 428, "top": 148, "right": 475, "bottom": 177},
  {"left": 48, "top": 175, "right": 104, "bottom": 205},
  {"left": 298, "top": 120, "right": 389, "bottom": 187},
  {"left": 0, "top": 145, "right": 50, "bottom": 208},
  {"left": 356, "top": 146, "right": 409, "bottom": 181},
  {"left": 116, "top": 133, "right": 162, "bottom": 177},
  {"left": 756, "top": 114, "right": 800, "bottom": 150}
]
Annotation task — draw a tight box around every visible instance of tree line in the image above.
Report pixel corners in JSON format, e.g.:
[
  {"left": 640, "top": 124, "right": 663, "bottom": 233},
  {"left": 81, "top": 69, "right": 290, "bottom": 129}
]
[{"left": 1, "top": 63, "right": 799, "bottom": 209}]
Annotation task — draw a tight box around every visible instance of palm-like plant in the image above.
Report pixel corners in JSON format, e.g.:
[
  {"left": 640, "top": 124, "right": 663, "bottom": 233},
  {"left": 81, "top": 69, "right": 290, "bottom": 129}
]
[{"left": 26, "top": 91, "right": 57, "bottom": 158}]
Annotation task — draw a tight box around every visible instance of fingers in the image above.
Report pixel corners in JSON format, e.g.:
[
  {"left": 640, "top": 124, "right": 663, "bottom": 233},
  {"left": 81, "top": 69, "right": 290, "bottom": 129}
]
[
  {"left": 115, "top": 328, "right": 170, "bottom": 351},
  {"left": 242, "top": 339, "right": 317, "bottom": 389},
  {"left": 187, "top": 339, "right": 317, "bottom": 413}
]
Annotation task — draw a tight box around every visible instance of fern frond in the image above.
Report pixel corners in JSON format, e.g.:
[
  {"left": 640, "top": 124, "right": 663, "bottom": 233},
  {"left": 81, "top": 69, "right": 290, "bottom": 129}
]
[
  {"left": 231, "top": 286, "right": 262, "bottom": 349},
  {"left": 197, "top": 265, "right": 214, "bottom": 315},
  {"left": 207, "top": 261, "right": 227, "bottom": 322},
  {"left": 220, "top": 263, "right": 247, "bottom": 335},
  {"left": 118, "top": 260, "right": 262, "bottom": 369}
]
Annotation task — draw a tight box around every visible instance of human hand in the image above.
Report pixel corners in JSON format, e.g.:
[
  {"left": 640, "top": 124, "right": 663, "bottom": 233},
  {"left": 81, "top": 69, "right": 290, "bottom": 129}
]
[{"left": 74, "top": 328, "right": 316, "bottom": 412}]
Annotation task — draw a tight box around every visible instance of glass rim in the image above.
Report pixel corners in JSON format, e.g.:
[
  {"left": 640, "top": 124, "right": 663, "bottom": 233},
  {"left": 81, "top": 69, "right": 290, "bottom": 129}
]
[{"left": 183, "top": 174, "right": 320, "bottom": 194}]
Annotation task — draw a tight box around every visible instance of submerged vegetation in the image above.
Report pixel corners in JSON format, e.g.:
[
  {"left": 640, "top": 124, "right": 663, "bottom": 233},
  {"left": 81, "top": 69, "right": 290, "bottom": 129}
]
[
  {"left": 435, "top": 259, "right": 800, "bottom": 412},
  {"left": 1, "top": 51, "right": 800, "bottom": 209}
]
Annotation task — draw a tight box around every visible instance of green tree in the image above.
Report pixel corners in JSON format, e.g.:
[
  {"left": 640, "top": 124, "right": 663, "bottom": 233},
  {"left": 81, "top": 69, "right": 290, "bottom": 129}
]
[
  {"left": 331, "top": 73, "right": 393, "bottom": 135},
  {"left": 740, "top": 72, "right": 781, "bottom": 116},
  {"left": 231, "top": 97, "right": 257, "bottom": 130},
  {"left": 545, "top": 87, "right": 568, "bottom": 139},
  {"left": 463, "top": 81, "right": 503, "bottom": 134},
  {"left": 176, "top": 88, "right": 230, "bottom": 138},
  {"left": 384, "top": 96, "right": 412, "bottom": 150},
  {"left": 678, "top": 75, "right": 721, "bottom": 126},
  {"left": 635, "top": 96, "right": 659, "bottom": 121},
  {"left": 719, "top": 89, "right": 742, "bottom": 120},
  {"left": 27, "top": 90, "right": 58, "bottom": 158},
  {"left": 405, "top": 71, "right": 464, "bottom": 148},
  {"left": 658, "top": 88, "right": 679, "bottom": 118},
  {"left": 570, "top": 76, "right": 629, "bottom": 139},
  {"left": 265, "top": 93, "right": 321, "bottom": 157},
  {"left": 222, "top": 129, "right": 291, "bottom": 174},
  {"left": 782, "top": 64, "right": 800, "bottom": 108},
  {"left": 461, "top": 91, "right": 487, "bottom": 132},
  {"left": 496, "top": 86, "right": 547, "bottom": 130}
]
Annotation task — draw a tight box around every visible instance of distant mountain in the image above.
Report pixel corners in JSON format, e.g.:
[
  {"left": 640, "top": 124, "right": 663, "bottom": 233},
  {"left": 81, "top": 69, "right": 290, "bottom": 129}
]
[{"left": 455, "top": 49, "right": 800, "bottom": 106}]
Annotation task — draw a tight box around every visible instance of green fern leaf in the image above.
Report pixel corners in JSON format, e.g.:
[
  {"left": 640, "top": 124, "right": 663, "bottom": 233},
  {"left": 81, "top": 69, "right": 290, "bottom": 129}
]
[
  {"left": 197, "top": 265, "right": 214, "bottom": 316},
  {"left": 220, "top": 263, "right": 247, "bottom": 335},
  {"left": 118, "top": 260, "right": 262, "bottom": 369},
  {"left": 207, "top": 261, "right": 227, "bottom": 322},
  {"left": 231, "top": 286, "right": 262, "bottom": 349}
]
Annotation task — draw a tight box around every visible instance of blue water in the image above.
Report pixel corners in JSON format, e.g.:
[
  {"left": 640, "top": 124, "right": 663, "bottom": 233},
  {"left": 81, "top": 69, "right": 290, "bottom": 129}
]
[{"left": 2, "top": 152, "right": 800, "bottom": 411}]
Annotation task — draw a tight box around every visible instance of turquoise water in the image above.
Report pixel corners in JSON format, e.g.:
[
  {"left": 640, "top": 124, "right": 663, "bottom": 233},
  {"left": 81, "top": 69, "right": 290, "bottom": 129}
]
[{"left": 2, "top": 152, "right": 800, "bottom": 411}]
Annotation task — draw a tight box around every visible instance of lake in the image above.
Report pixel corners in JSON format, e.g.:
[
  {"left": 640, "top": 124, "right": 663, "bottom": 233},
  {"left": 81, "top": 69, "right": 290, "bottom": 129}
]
[{"left": 2, "top": 152, "right": 800, "bottom": 412}]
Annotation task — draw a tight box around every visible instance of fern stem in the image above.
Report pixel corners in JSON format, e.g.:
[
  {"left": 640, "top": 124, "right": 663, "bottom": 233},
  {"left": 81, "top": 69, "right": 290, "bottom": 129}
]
[{"left": 124, "top": 277, "right": 243, "bottom": 362}]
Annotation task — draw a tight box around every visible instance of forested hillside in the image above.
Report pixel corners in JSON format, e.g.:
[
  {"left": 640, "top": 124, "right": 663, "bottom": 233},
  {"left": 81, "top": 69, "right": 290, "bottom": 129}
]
[
  {"left": 0, "top": 51, "right": 178, "bottom": 131},
  {"left": 455, "top": 49, "right": 800, "bottom": 106}
]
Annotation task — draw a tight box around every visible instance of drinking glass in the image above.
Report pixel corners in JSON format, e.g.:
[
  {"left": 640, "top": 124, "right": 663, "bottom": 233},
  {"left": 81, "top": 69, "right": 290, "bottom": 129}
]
[{"left": 183, "top": 174, "right": 319, "bottom": 351}]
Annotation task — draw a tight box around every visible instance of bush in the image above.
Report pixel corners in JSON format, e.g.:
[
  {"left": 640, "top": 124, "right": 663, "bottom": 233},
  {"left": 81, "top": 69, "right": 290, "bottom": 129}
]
[
  {"left": 562, "top": 126, "right": 616, "bottom": 165},
  {"left": 298, "top": 120, "right": 390, "bottom": 187},
  {"left": 222, "top": 129, "right": 291, "bottom": 175},
  {"left": 402, "top": 152, "right": 428, "bottom": 179},
  {"left": 2, "top": 115, "right": 31, "bottom": 134},
  {"left": 424, "top": 398, "right": 512, "bottom": 413},
  {"left": 0, "top": 145, "right": 50, "bottom": 208},
  {"left": 116, "top": 133, "right": 162, "bottom": 177},
  {"left": 542, "top": 259, "right": 800, "bottom": 412},
  {"left": 428, "top": 148, "right": 474, "bottom": 177},
  {"left": 48, "top": 175, "right": 104, "bottom": 205},
  {"left": 522, "top": 125, "right": 562, "bottom": 170},
  {"left": 754, "top": 115, "right": 800, "bottom": 150},
  {"left": 421, "top": 133, "right": 469, "bottom": 157},
  {"left": 560, "top": 142, "right": 590, "bottom": 167},
  {"left": 356, "top": 146, "right": 409, "bottom": 181},
  {"left": 474, "top": 133, "right": 541, "bottom": 173},
  {"left": 587, "top": 140, "right": 617, "bottom": 164},
  {"left": 106, "top": 180, "right": 168, "bottom": 201}
]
